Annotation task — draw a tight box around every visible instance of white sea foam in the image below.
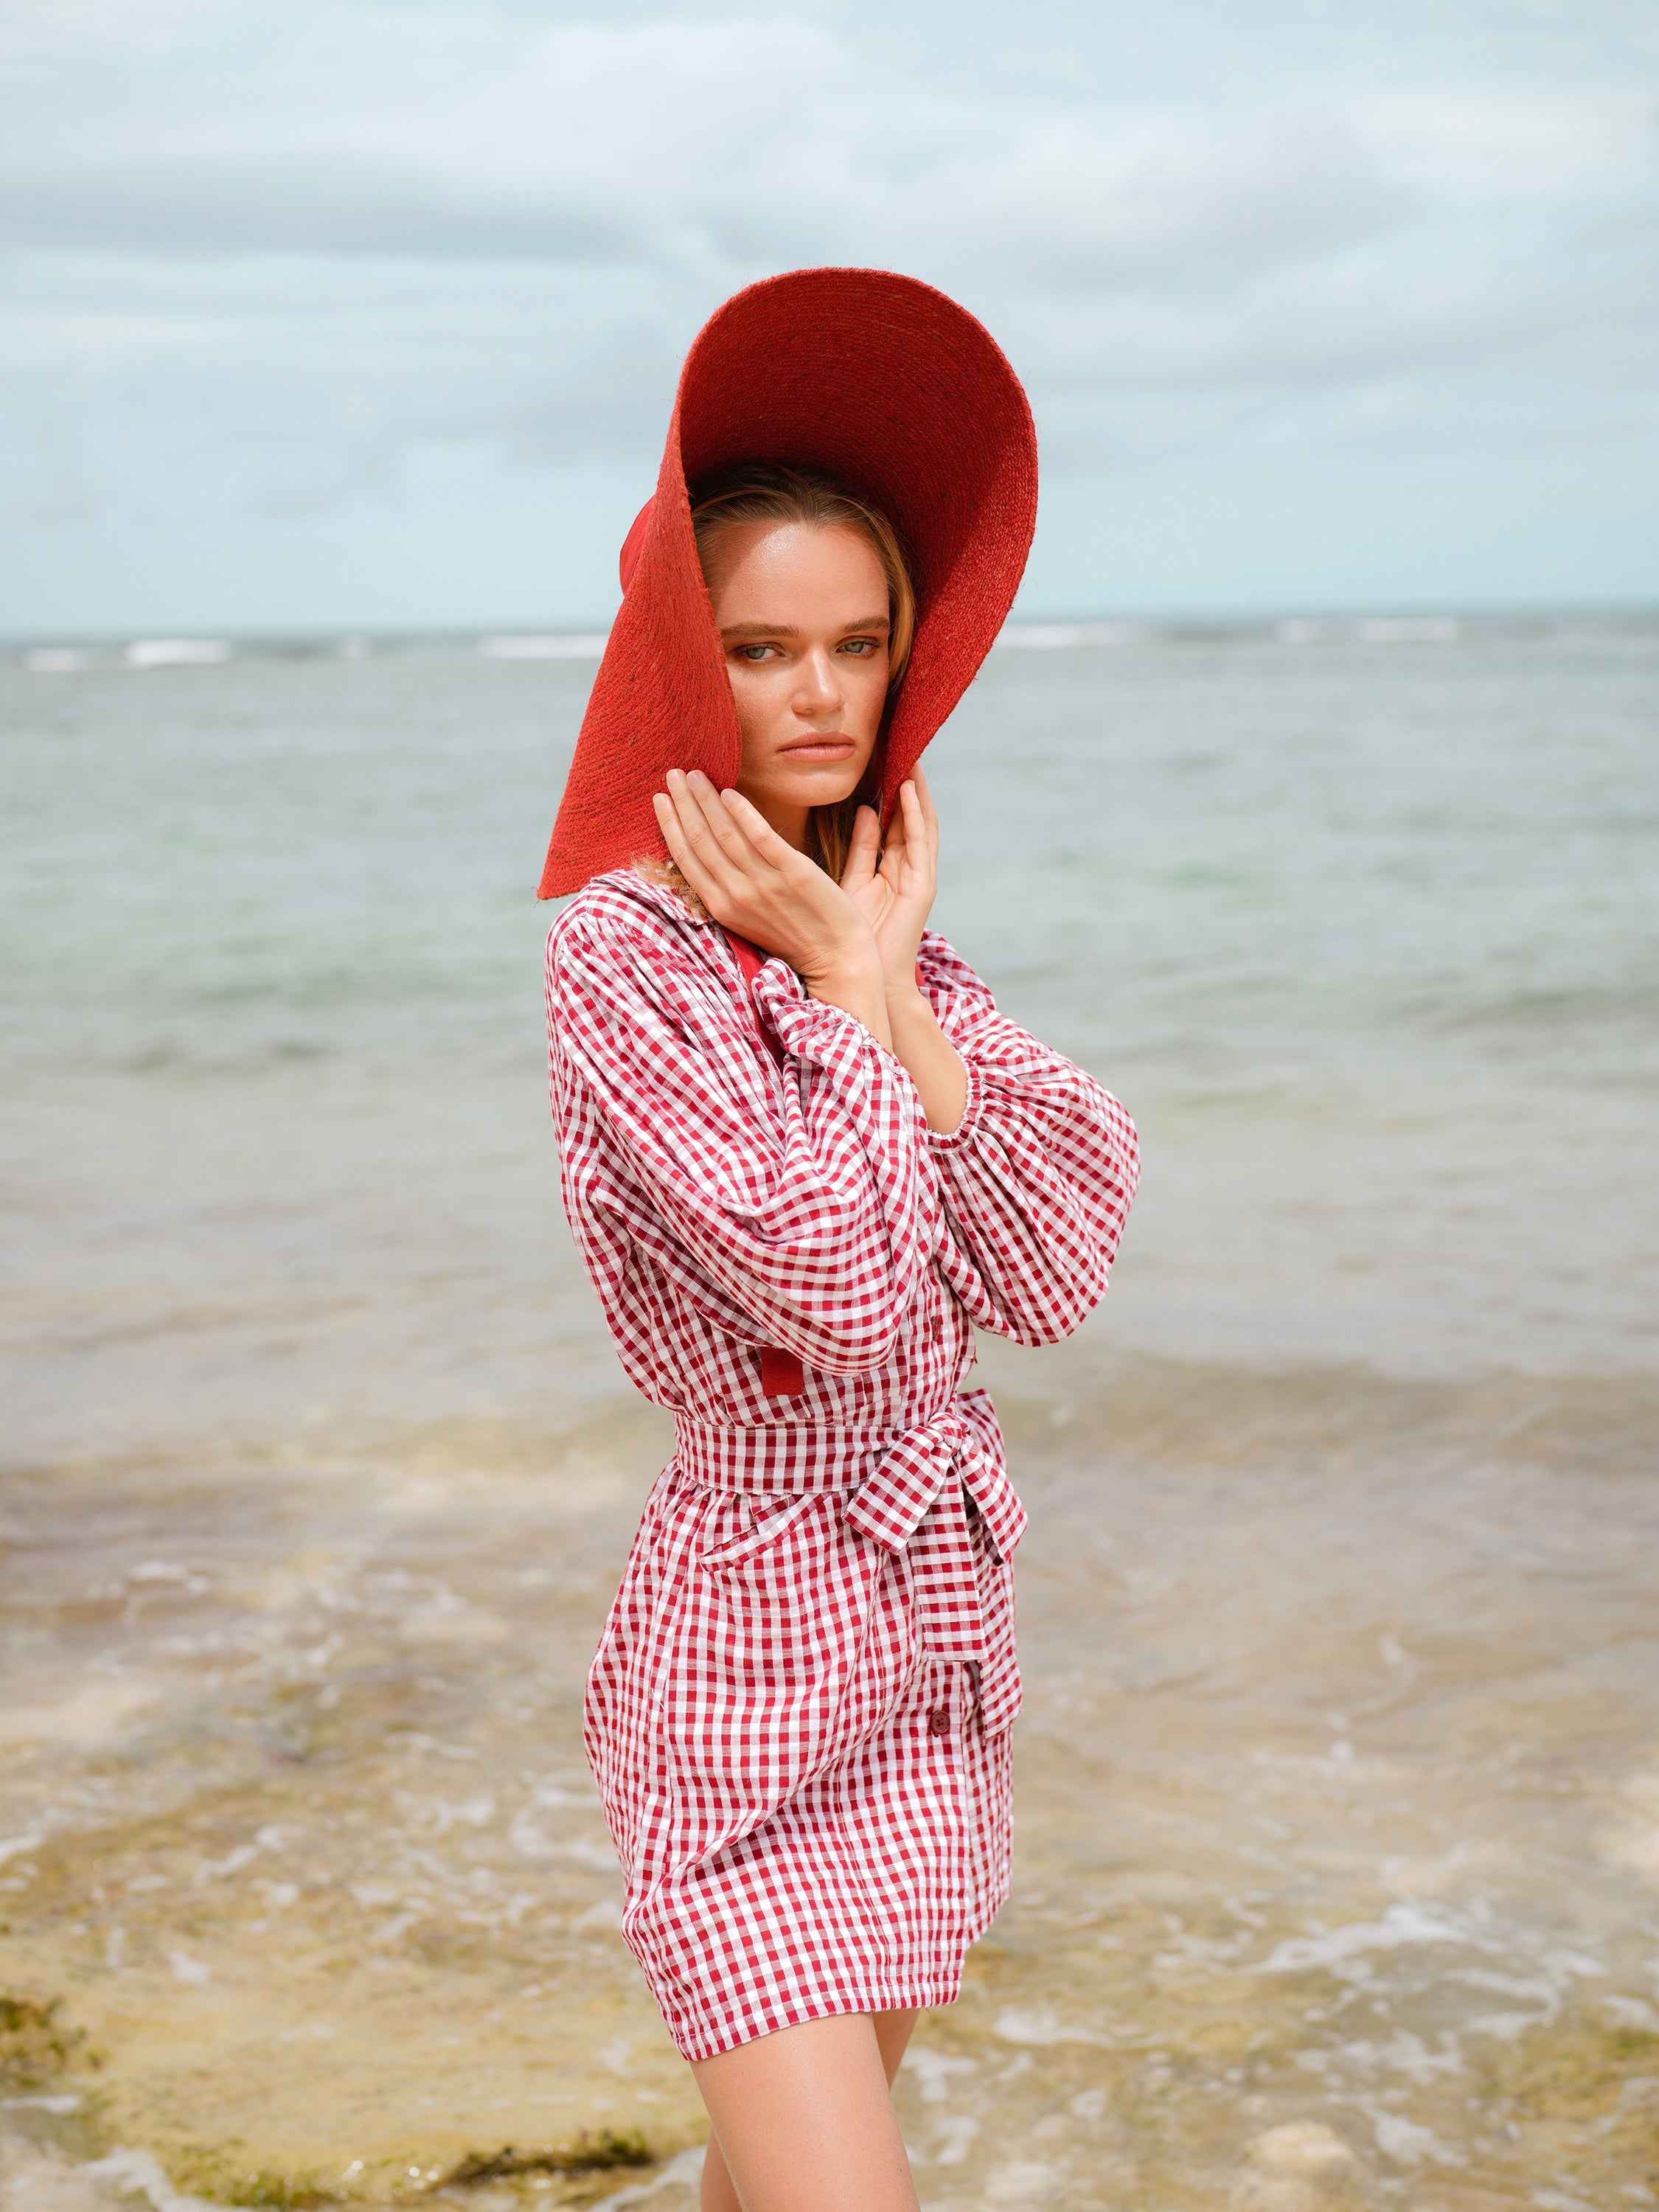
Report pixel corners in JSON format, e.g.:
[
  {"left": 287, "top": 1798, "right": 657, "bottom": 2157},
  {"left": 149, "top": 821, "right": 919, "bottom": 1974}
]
[
  {"left": 1259, "top": 1900, "right": 1464, "bottom": 1972},
  {"left": 81, "top": 2149, "right": 219, "bottom": 2212},
  {"left": 992, "top": 2003, "right": 1110, "bottom": 2045},
  {"left": 590, "top": 2148, "right": 705, "bottom": 2207},
  {"left": 1371, "top": 2112, "right": 1461, "bottom": 2166},
  {"left": 994, "top": 620, "right": 1142, "bottom": 649},
  {"left": 0, "top": 1681, "right": 159, "bottom": 1749},
  {"left": 1357, "top": 616, "right": 1462, "bottom": 644},
  {"left": 930, "top": 2114, "right": 980, "bottom": 2166},
  {"left": 23, "top": 647, "right": 94, "bottom": 673},
  {"left": 906, "top": 2048, "right": 978, "bottom": 2102},
  {"left": 479, "top": 632, "right": 608, "bottom": 659},
  {"left": 1248, "top": 2121, "right": 1356, "bottom": 2175},
  {"left": 125, "top": 639, "right": 232, "bottom": 669}
]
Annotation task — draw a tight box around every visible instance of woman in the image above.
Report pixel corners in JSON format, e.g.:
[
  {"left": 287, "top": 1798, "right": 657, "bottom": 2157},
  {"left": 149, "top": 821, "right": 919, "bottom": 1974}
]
[{"left": 539, "top": 269, "right": 1138, "bottom": 2212}]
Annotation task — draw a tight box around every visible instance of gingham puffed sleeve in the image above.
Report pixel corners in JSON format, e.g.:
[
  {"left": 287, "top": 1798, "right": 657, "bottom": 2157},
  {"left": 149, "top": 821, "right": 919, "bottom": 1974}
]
[
  {"left": 917, "top": 931, "right": 1141, "bottom": 1345},
  {"left": 546, "top": 905, "right": 933, "bottom": 1375}
]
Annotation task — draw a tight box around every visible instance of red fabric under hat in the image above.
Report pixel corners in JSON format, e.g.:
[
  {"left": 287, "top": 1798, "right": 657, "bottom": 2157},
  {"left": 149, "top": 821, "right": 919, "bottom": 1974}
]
[
  {"left": 538, "top": 266, "right": 1037, "bottom": 898},
  {"left": 616, "top": 498, "right": 653, "bottom": 594}
]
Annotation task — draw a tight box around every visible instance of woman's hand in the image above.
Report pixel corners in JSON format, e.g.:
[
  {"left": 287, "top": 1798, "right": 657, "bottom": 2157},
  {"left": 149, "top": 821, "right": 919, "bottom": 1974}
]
[
  {"left": 839, "top": 771, "right": 940, "bottom": 998},
  {"left": 841, "top": 768, "right": 967, "bottom": 1133},
  {"left": 653, "top": 771, "right": 890, "bottom": 1043}
]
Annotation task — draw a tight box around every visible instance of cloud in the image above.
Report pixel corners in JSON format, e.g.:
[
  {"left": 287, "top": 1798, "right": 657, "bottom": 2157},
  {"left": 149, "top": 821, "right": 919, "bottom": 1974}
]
[
  {"left": 0, "top": 156, "right": 633, "bottom": 261},
  {"left": 0, "top": 0, "right": 226, "bottom": 70},
  {"left": 0, "top": 5, "right": 1655, "bottom": 540},
  {"left": 890, "top": 109, "right": 1414, "bottom": 290},
  {"left": 1360, "top": 86, "right": 1659, "bottom": 198},
  {"left": 0, "top": 21, "right": 1413, "bottom": 285}
]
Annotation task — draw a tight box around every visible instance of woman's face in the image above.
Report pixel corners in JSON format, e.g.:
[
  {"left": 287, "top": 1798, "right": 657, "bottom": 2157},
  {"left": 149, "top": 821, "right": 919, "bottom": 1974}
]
[{"left": 701, "top": 518, "right": 891, "bottom": 847}]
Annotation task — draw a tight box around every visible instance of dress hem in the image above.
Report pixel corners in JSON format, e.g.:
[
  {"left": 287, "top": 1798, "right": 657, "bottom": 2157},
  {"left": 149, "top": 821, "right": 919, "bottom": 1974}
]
[{"left": 665, "top": 1958, "right": 974, "bottom": 2065}]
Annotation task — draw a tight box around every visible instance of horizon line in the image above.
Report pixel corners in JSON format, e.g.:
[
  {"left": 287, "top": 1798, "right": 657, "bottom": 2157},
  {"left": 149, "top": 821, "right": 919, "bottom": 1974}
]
[{"left": 7, "top": 594, "right": 1659, "bottom": 655}]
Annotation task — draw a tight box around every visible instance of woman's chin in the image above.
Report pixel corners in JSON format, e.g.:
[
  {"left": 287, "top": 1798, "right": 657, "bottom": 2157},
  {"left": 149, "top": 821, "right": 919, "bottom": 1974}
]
[{"left": 743, "top": 762, "right": 867, "bottom": 810}]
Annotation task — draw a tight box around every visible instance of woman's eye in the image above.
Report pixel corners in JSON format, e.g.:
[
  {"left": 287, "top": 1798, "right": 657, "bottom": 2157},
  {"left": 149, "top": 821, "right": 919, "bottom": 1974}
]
[
  {"left": 737, "top": 644, "right": 774, "bottom": 663},
  {"left": 841, "top": 639, "right": 877, "bottom": 656}
]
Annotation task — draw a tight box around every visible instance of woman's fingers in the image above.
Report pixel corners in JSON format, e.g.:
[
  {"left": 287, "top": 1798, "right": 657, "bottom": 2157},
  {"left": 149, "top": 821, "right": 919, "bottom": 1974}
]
[
  {"left": 675, "top": 771, "right": 757, "bottom": 874},
  {"left": 901, "top": 779, "right": 938, "bottom": 877},
  {"left": 911, "top": 767, "right": 941, "bottom": 857},
  {"left": 875, "top": 800, "right": 902, "bottom": 883},
  {"left": 661, "top": 773, "right": 783, "bottom": 917},
  {"left": 653, "top": 789, "right": 725, "bottom": 904},
  {"left": 715, "top": 783, "right": 794, "bottom": 869},
  {"left": 656, "top": 770, "right": 888, "bottom": 977},
  {"left": 660, "top": 782, "right": 740, "bottom": 905},
  {"left": 883, "top": 781, "right": 931, "bottom": 890},
  {"left": 865, "top": 777, "right": 941, "bottom": 988},
  {"left": 841, "top": 804, "right": 881, "bottom": 892}
]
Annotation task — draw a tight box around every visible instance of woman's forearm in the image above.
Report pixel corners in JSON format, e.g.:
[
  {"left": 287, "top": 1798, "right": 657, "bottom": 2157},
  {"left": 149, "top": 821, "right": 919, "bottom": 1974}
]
[{"left": 885, "top": 984, "right": 968, "bottom": 1134}]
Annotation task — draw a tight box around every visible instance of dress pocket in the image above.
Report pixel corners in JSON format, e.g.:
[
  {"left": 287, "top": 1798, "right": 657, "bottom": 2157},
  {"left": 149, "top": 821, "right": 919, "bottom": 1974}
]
[
  {"left": 655, "top": 1495, "right": 919, "bottom": 1854},
  {"left": 697, "top": 1492, "right": 819, "bottom": 1570}
]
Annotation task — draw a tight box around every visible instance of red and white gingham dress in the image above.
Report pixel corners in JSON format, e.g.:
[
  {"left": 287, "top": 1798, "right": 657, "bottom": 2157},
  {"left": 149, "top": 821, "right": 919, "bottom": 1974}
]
[{"left": 544, "top": 869, "right": 1138, "bottom": 2060}]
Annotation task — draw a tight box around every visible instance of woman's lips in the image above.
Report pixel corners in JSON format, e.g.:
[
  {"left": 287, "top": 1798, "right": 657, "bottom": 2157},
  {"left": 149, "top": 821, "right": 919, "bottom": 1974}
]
[{"left": 778, "top": 737, "right": 855, "bottom": 761}]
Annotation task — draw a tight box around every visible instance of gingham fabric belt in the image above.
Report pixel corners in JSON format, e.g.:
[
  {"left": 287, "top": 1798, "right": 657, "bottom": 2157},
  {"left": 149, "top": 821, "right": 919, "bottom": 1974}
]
[{"left": 672, "top": 1388, "right": 1026, "bottom": 1731}]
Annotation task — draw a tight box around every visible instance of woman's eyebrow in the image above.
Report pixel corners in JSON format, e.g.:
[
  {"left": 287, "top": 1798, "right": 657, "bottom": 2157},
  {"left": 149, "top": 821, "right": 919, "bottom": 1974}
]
[{"left": 718, "top": 614, "right": 891, "bottom": 641}]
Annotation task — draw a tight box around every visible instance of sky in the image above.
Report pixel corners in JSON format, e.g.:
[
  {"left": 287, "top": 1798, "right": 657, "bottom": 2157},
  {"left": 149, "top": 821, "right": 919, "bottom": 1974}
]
[{"left": 2, "top": 0, "right": 1657, "bottom": 636}]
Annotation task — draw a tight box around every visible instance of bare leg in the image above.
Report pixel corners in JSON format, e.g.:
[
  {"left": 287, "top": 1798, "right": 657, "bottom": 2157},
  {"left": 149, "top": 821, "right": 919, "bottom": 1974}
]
[{"left": 695, "top": 2008, "right": 919, "bottom": 2212}]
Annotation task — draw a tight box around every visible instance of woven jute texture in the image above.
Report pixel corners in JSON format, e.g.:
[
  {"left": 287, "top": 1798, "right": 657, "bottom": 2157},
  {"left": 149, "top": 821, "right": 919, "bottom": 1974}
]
[{"left": 537, "top": 266, "right": 1038, "bottom": 897}]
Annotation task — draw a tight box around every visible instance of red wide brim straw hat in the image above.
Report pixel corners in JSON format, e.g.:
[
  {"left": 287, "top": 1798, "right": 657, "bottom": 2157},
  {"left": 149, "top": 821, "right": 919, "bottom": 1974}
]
[{"left": 537, "top": 265, "right": 1038, "bottom": 898}]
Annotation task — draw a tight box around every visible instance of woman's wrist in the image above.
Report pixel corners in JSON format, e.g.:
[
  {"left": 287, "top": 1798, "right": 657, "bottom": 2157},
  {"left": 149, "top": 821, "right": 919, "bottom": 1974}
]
[
  {"left": 807, "top": 951, "right": 885, "bottom": 1000},
  {"left": 798, "top": 920, "right": 881, "bottom": 993},
  {"left": 802, "top": 944, "right": 892, "bottom": 1047}
]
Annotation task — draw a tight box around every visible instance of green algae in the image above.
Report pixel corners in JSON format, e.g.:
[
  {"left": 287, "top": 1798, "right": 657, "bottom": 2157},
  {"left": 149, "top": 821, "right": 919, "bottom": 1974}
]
[
  {"left": 437, "top": 2132, "right": 653, "bottom": 2186},
  {"left": 0, "top": 1994, "right": 95, "bottom": 2091}
]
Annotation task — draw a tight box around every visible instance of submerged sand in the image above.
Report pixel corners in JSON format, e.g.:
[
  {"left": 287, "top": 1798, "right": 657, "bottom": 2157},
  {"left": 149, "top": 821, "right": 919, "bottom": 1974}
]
[{"left": 4, "top": 1347, "right": 1658, "bottom": 2211}]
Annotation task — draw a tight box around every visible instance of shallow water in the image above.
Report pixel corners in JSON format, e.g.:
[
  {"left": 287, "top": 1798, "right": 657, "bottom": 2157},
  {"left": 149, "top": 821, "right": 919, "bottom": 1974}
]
[{"left": 3, "top": 619, "right": 1657, "bottom": 2209}]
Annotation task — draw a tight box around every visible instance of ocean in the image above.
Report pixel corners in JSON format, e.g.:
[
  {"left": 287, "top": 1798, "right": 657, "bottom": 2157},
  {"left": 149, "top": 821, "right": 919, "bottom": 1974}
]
[{"left": 2, "top": 614, "right": 1656, "bottom": 2210}]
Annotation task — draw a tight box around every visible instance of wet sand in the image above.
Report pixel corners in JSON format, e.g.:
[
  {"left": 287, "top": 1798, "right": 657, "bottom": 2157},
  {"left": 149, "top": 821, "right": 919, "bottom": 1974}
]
[{"left": 5, "top": 1344, "right": 1658, "bottom": 2212}]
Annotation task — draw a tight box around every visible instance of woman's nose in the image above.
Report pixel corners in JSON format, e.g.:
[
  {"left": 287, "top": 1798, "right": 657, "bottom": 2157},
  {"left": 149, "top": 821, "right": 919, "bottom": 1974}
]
[{"left": 793, "top": 647, "right": 843, "bottom": 713}]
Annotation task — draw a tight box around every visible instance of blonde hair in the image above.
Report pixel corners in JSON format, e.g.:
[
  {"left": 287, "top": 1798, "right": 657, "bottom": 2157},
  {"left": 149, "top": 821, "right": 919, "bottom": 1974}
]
[{"left": 689, "top": 461, "right": 914, "bottom": 879}]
